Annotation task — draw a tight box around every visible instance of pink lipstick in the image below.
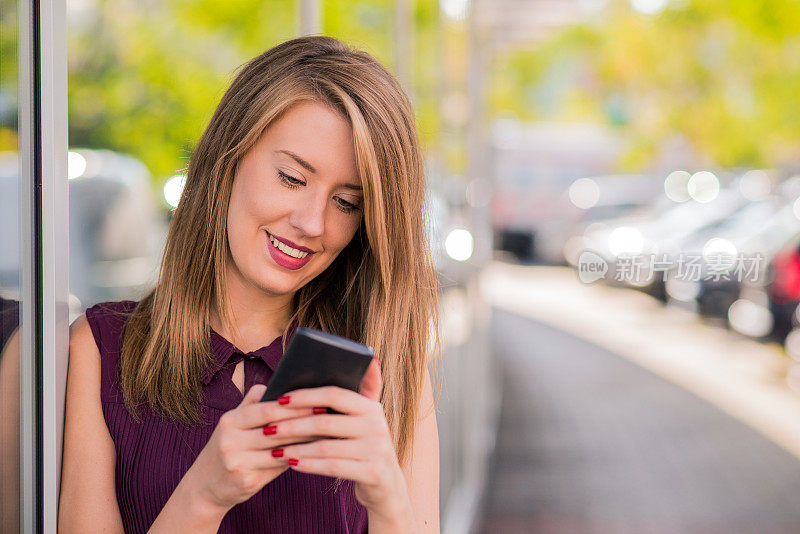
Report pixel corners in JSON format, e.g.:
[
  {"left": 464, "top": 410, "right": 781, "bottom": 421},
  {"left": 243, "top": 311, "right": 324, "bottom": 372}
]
[{"left": 266, "top": 231, "right": 315, "bottom": 270}]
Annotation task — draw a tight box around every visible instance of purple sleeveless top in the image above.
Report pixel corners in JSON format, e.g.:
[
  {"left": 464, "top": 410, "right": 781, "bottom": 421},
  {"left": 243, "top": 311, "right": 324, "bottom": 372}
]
[{"left": 85, "top": 300, "right": 369, "bottom": 534}]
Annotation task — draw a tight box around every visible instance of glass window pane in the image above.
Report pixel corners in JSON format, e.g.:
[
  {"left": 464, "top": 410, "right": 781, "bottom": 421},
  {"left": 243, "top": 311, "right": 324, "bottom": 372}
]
[{"left": 0, "top": 0, "right": 22, "bottom": 530}]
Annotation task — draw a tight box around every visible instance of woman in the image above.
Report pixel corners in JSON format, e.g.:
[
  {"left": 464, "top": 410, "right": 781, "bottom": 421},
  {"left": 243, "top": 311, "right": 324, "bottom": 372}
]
[{"left": 59, "top": 35, "right": 441, "bottom": 533}]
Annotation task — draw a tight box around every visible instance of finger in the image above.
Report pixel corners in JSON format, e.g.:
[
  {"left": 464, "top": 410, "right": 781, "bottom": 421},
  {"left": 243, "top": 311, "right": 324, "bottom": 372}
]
[
  {"left": 240, "top": 427, "right": 327, "bottom": 450},
  {"left": 233, "top": 450, "right": 294, "bottom": 471},
  {"left": 239, "top": 384, "right": 268, "bottom": 407},
  {"left": 235, "top": 401, "right": 316, "bottom": 430},
  {"left": 280, "top": 438, "right": 364, "bottom": 461},
  {"left": 286, "top": 457, "right": 371, "bottom": 484},
  {"left": 281, "top": 386, "right": 375, "bottom": 415},
  {"left": 275, "top": 413, "right": 365, "bottom": 440},
  {"left": 358, "top": 356, "right": 382, "bottom": 401}
]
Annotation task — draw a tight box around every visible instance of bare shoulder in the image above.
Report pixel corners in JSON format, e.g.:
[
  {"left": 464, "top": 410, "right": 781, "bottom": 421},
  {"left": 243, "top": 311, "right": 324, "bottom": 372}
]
[
  {"left": 65, "top": 313, "right": 103, "bottom": 399},
  {"left": 59, "top": 313, "right": 123, "bottom": 532},
  {"left": 69, "top": 313, "right": 99, "bottom": 355},
  {"left": 401, "top": 368, "right": 440, "bottom": 532}
]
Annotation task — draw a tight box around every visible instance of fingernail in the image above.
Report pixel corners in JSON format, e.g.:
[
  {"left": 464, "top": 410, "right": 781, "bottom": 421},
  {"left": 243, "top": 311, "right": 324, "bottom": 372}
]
[
  {"left": 278, "top": 396, "right": 291, "bottom": 405},
  {"left": 271, "top": 448, "right": 284, "bottom": 458},
  {"left": 263, "top": 425, "right": 277, "bottom": 435},
  {"left": 312, "top": 407, "right": 327, "bottom": 414},
  {"left": 288, "top": 458, "right": 299, "bottom": 466}
]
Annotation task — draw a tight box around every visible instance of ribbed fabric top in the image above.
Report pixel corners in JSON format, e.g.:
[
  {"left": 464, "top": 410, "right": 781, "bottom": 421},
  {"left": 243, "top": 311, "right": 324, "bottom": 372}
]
[{"left": 84, "top": 300, "right": 368, "bottom": 534}]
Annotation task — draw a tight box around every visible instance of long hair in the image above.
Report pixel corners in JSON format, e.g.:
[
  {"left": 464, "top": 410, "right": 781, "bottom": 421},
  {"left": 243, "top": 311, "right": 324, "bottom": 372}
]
[{"left": 118, "top": 35, "right": 442, "bottom": 475}]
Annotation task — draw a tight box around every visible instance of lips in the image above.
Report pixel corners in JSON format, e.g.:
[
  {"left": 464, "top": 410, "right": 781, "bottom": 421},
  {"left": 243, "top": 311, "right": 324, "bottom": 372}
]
[
  {"left": 267, "top": 231, "right": 315, "bottom": 253},
  {"left": 266, "top": 231, "right": 315, "bottom": 270}
]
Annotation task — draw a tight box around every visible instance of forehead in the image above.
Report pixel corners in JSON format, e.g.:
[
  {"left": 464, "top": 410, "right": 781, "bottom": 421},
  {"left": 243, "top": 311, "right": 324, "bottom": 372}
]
[{"left": 257, "top": 100, "right": 359, "bottom": 183}]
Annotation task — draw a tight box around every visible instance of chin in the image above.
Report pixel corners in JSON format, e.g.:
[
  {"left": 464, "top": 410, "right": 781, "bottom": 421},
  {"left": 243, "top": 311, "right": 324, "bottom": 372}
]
[
  {"left": 257, "top": 274, "right": 299, "bottom": 296},
  {"left": 267, "top": 263, "right": 318, "bottom": 291}
]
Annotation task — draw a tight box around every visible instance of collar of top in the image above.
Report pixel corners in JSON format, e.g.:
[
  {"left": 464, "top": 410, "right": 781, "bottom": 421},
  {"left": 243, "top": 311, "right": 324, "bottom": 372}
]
[{"left": 202, "top": 319, "right": 299, "bottom": 385}]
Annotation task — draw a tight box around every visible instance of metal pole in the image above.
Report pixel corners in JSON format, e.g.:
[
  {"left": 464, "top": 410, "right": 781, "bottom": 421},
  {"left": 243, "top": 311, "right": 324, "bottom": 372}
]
[
  {"left": 40, "top": 0, "right": 70, "bottom": 529},
  {"left": 18, "top": 0, "right": 69, "bottom": 530},
  {"left": 394, "top": 0, "right": 413, "bottom": 97},
  {"left": 17, "top": 0, "right": 38, "bottom": 528},
  {"left": 298, "top": 0, "right": 322, "bottom": 36}
]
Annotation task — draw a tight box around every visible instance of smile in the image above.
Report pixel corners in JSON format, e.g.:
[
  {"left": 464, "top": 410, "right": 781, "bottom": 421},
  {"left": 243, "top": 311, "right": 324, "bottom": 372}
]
[
  {"left": 266, "top": 231, "right": 315, "bottom": 270},
  {"left": 268, "top": 233, "right": 309, "bottom": 258}
]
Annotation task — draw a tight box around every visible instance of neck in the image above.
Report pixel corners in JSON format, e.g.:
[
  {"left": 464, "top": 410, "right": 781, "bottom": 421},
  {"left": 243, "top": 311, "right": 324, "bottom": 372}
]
[{"left": 210, "top": 266, "right": 296, "bottom": 353}]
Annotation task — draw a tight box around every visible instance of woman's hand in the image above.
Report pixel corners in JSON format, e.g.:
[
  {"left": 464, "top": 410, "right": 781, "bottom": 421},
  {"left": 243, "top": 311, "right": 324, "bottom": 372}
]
[
  {"left": 264, "top": 357, "right": 412, "bottom": 521},
  {"left": 184, "top": 384, "right": 322, "bottom": 515}
]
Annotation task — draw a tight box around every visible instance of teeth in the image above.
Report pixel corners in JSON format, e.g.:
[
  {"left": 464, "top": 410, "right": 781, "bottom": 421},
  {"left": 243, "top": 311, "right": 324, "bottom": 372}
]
[{"left": 269, "top": 234, "right": 308, "bottom": 259}]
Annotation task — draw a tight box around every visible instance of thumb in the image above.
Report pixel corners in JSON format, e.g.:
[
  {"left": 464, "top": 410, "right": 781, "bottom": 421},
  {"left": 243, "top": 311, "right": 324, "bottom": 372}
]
[
  {"left": 359, "top": 356, "right": 382, "bottom": 401},
  {"left": 240, "top": 384, "right": 267, "bottom": 406}
]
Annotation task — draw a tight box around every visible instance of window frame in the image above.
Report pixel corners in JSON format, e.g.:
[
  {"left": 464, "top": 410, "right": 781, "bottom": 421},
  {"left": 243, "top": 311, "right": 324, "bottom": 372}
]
[{"left": 18, "top": 0, "right": 69, "bottom": 531}]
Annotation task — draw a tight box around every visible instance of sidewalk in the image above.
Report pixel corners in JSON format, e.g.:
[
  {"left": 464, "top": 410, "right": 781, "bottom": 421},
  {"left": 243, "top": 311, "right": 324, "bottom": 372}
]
[
  {"left": 476, "top": 307, "right": 800, "bottom": 533},
  {"left": 479, "top": 262, "right": 800, "bottom": 461}
]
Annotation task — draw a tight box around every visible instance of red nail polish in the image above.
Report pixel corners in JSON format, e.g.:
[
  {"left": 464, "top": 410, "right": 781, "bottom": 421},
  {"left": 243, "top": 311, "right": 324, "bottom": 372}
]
[
  {"left": 288, "top": 458, "right": 299, "bottom": 466},
  {"left": 271, "top": 448, "right": 284, "bottom": 458},
  {"left": 278, "top": 396, "right": 291, "bottom": 405},
  {"left": 263, "top": 425, "right": 277, "bottom": 435},
  {"left": 312, "top": 407, "right": 327, "bottom": 414}
]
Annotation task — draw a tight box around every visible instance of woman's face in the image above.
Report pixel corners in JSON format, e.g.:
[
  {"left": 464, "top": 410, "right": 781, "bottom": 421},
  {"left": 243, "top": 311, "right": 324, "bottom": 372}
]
[{"left": 226, "top": 100, "right": 364, "bottom": 298}]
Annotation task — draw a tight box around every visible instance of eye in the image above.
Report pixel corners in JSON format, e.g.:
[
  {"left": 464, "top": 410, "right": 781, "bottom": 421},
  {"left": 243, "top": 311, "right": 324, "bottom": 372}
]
[
  {"left": 278, "top": 170, "right": 304, "bottom": 189},
  {"left": 334, "top": 196, "right": 361, "bottom": 214}
]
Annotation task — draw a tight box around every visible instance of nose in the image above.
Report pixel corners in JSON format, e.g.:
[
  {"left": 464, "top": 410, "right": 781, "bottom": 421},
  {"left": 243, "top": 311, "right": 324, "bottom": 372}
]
[{"left": 287, "top": 191, "right": 326, "bottom": 239}]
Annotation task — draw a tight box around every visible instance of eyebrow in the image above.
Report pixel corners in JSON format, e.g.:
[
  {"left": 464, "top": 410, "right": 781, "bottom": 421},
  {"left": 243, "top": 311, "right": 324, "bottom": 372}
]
[{"left": 275, "top": 149, "right": 362, "bottom": 191}]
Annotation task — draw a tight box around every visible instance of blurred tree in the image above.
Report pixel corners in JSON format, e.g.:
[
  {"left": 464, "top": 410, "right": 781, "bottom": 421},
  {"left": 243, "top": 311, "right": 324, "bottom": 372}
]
[
  {"left": 66, "top": 0, "right": 440, "bottom": 185},
  {"left": 490, "top": 0, "right": 800, "bottom": 171},
  {"left": 67, "top": 0, "right": 297, "bottom": 181},
  {"left": 0, "top": 0, "right": 18, "bottom": 151}
]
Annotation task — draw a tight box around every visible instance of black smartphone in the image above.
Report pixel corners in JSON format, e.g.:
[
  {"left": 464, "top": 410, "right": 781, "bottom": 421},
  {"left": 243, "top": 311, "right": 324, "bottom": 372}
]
[{"left": 260, "top": 326, "right": 374, "bottom": 414}]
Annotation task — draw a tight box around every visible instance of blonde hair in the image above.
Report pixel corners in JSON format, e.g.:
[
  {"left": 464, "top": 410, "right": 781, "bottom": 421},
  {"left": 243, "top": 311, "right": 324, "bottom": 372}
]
[{"left": 118, "top": 35, "right": 441, "bottom": 476}]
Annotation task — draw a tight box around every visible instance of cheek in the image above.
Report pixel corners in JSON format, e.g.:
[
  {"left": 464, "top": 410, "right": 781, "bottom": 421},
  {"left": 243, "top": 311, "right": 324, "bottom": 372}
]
[
  {"left": 226, "top": 193, "right": 266, "bottom": 254},
  {"left": 325, "top": 218, "right": 362, "bottom": 255},
  {"left": 225, "top": 209, "right": 247, "bottom": 262}
]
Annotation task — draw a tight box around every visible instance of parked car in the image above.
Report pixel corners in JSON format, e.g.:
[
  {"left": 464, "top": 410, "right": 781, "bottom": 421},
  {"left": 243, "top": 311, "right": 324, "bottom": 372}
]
[
  {"left": 765, "top": 235, "right": 800, "bottom": 340},
  {"left": 536, "top": 174, "right": 663, "bottom": 265},
  {"left": 0, "top": 149, "right": 168, "bottom": 318},
  {"left": 666, "top": 195, "right": 800, "bottom": 320},
  {"left": 490, "top": 121, "right": 623, "bottom": 261},
  {"left": 580, "top": 184, "right": 748, "bottom": 298}
]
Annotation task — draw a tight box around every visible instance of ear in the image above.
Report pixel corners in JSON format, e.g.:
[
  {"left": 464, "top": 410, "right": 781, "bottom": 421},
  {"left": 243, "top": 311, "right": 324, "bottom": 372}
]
[{"left": 358, "top": 356, "right": 382, "bottom": 401}]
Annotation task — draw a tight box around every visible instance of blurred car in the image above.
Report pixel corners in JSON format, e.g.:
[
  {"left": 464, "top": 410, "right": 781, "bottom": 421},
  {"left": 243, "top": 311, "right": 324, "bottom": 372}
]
[
  {"left": 536, "top": 174, "right": 663, "bottom": 265},
  {"left": 0, "top": 149, "right": 167, "bottom": 319},
  {"left": 67, "top": 149, "right": 168, "bottom": 313},
  {"left": 425, "top": 170, "right": 492, "bottom": 288},
  {"left": 757, "top": 234, "right": 800, "bottom": 342},
  {"left": 666, "top": 195, "right": 800, "bottom": 321},
  {"left": 490, "top": 121, "right": 623, "bottom": 262},
  {"left": 580, "top": 181, "right": 749, "bottom": 299}
]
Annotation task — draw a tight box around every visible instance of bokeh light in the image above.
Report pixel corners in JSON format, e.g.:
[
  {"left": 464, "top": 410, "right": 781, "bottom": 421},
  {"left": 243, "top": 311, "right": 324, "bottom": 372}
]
[
  {"left": 608, "top": 226, "right": 644, "bottom": 257},
  {"left": 67, "top": 151, "right": 87, "bottom": 180},
  {"left": 688, "top": 171, "right": 720, "bottom": 203},
  {"left": 739, "top": 170, "right": 771, "bottom": 201},
  {"left": 445, "top": 228, "right": 474, "bottom": 262},
  {"left": 630, "top": 0, "right": 669, "bottom": 15},
  {"left": 569, "top": 178, "right": 600, "bottom": 209},
  {"left": 664, "top": 170, "right": 691, "bottom": 202},
  {"left": 702, "top": 237, "right": 738, "bottom": 270},
  {"left": 163, "top": 174, "right": 186, "bottom": 208},
  {"left": 728, "top": 299, "right": 773, "bottom": 338},
  {"left": 785, "top": 329, "right": 800, "bottom": 362}
]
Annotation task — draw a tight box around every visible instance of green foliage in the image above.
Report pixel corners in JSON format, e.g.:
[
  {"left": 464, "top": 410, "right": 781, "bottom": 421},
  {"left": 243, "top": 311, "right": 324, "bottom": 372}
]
[
  {"left": 0, "top": 0, "right": 18, "bottom": 151},
  {"left": 68, "top": 0, "right": 297, "bottom": 180},
  {"left": 489, "top": 0, "right": 800, "bottom": 170},
  {"left": 66, "top": 0, "right": 440, "bottom": 185}
]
